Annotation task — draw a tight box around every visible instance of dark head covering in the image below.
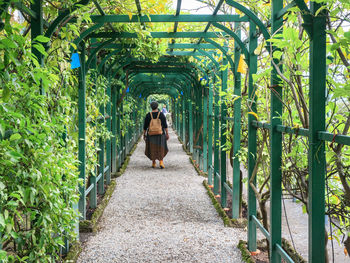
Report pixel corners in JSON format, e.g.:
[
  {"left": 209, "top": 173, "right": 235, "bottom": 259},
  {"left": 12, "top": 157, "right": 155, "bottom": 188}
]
[{"left": 150, "top": 101, "right": 158, "bottom": 110}]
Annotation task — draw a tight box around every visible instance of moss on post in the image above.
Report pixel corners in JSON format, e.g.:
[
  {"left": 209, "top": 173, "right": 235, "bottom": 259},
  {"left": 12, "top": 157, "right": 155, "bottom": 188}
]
[
  {"left": 79, "top": 179, "right": 117, "bottom": 233},
  {"left": 64, "top": 241, "right": 82, "bottom": 263}
]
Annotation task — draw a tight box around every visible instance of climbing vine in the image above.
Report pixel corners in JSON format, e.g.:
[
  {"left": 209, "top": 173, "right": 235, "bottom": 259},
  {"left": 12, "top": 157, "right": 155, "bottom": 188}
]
[{"left": 0, "top": 0, "right": 171, "bottom": 261}]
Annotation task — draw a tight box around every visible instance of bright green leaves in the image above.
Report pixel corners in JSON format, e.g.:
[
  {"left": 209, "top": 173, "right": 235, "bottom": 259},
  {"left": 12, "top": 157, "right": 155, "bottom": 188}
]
[
  {"left": 32, "top": 43, "right": 48, "bottom": 57},
  {"left": 1, "top": 85, "right": 10, "bottom": 102},
  {"left": 34, "top": 35, "right": 50, "bottom": 43},
  {"left": 0, "top": 38, "right": 18, "bottom": 49},
  {"left": 0, "top": 13, "right": 79, "bottom": 263},
  {"left": 344, "top": 31, "right": 350, "bottom": 41},
  {"left": 9, "top": 133, "right": 21, "bottom": 141}
]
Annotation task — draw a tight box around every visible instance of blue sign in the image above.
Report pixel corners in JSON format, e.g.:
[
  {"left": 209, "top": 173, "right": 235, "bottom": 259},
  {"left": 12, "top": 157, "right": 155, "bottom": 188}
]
[{"left": 71, "top": 53, "right": 81, "bottom": 69}]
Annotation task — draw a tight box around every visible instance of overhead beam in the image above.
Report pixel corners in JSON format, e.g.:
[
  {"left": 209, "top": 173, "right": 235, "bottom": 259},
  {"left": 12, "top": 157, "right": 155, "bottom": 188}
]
[
  {"left": 130, "top": 68, "right": 193, "bottom": 73},
  {"left": 195, "top": 0, "right": 225, "bottom": 50},
  {"left": 88, "top": 31, "right": 228, "bottom": 38},
  {"left": 174, "top": 0, "right": 182, "bottom": 31},
  {"left": 89, "top": 14, "right": 248, "bottom": 23},
  {"left": 89, "top": 43, "right": 218, "bottom": 50},
  {"left": 167, "top": 51, "right": 214, "bottom": 56},
  {"left": 168, "top": 43, "right": 218, "bottom": 49},
  {"left": 92, "top": 0, "right": 116, "bottom": 32},
  {"left": 170, "top": 0, "right": 183, "bottom": 52}
]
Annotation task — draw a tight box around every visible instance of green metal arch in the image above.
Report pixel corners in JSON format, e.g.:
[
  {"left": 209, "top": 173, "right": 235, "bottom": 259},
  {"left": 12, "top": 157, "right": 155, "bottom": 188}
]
[
  {"left": 128, "top": 71, "right": 194, "bottom": 96},
  {"left": 114, "top": 59, "right": 201, "bottom": 88},
  {"left": 128, "top": 73, "right": 191, "bottom": 97},
  {"left": 128, "top": 70, "right": 198, "bottom": 93},
  {"left": 211, "top": 22, "right": 249, "bottom": 60},
  {"left": 197, "top": 49, "right": 220, "bottom": 69},
  {"left": 225, "top": 0, "right": 270, "bottom": 41},
  {"left": 204, "top": 38, "right": 235, "bottom": 72},
  {"left": 71, "top": 23, "right": 105, "bottom": 52},
  {"left": 45, "top": 0, "right": 91, "bottom": 45},
  {"left": 86, "top": 39, "right": 118, "bottom": 71}
]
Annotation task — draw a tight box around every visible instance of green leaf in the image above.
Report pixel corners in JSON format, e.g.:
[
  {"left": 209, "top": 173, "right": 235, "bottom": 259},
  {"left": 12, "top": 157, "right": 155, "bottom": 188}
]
[
  {"left": 344, "top": 31, "right": 350, "bottom": 41},
  {"left": 0, "top": 250, "right": 7, "bottom": 260},
  {"left": 315, "top": 5, "right": 328, "bottom": 17},
  {"left": 1, "top": 38, "right": 17, "bottom": 48},
  {"left": 2, "top": 85, "right": 10, "bottom": 102},
  {"left": 302, "top": 204, "right": 307, "bottom": 214},
  {"left": 0, "top": 214, "right": 5, "bottom": 227},
  {"left": 33, "top": 43, "right": 48, "bottom": 56},
  {"left": 34, "top": 35, "right": 50, "bottom": 43},
  {"left": 9, "top": 133, "right": 21, "bottom": 141}
]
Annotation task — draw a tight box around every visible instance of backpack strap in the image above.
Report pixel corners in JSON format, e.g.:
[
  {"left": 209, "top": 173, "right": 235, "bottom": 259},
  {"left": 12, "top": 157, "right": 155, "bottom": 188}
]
[
  {"left": 156, "top": 111, "right": 161, "bottom": 119},
  {"left": 150, "top": 112, "right": 153, "bottom": 119}
]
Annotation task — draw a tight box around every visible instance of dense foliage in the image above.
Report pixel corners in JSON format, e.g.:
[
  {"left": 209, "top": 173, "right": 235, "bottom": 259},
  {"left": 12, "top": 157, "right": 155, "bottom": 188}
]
[
  {"left": 0, "top": 0, "right": 170, "bottom": 262},
  {"left": 197, "top": 0, "right": 350, "bottom": 259}
]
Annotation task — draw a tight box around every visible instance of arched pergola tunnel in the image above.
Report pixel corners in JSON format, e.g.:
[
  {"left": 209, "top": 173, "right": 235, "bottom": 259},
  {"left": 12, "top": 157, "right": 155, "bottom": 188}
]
[{"left": 2, "top": 0, "right": 350, "bottom": 262}]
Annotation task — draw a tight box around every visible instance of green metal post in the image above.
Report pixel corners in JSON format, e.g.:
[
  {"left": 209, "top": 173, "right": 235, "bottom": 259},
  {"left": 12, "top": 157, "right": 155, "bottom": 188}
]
[
  {"left": 247, "top": 22, "right": 258, "bottom": 252},
  {"left": 194, "top": 93, "right": 198, "bottom": 162},
  {"left": 213, "top": 78, "right": 220, "bottom": 195},
  {"left": 106, "top": 79, "right": 112, "bottom": 185},
  {"left": 122, "top": 101, "right": 125, "bottom": 161},
  {"left": 198, "top": 88, "right": 203, "bottom": 170},
  {"left": 133, "top": 106, "right": 137, "bottom": 144},
  {"left": 31, "top": 0, "right": 44, "bottom": 95},
  {"left": 181, "top": 98, "right": 184, "bottom": 141},
  {"left": 309, "top": 2, "right": 326, "bottom": 262},
  {"left": 120, "top": 99, "right": 125, "bottom": 163},
  {"left": 182, "top": 96, "right": 186, "bottom": 143},
  {"left": 173, "top": 100, "right": 176, "bottom": 131},
  {"left": 220, "top": 58, "right": 228, "bottom": 208},
  {"left": 179, "top": 98, "right": 182, "bottom": 140},
  {"left": 98, "top": 87, "right": 105, "bottom": 195},
  {"left": 203, "top": 86, "right": 208, "bottom": 173},
  {"left": 117, "top": 88, "right": 121, "bottom": 169},
  {"left": 111, "top": 85, "right": 117, "bottom": 174},
  {"left": 189, "top": 99, "right": 194, "bottom": 153},
  {"left": 232, "top": 22, "right": 242, "bottom": 219},
  {"left": 31, "top": 0, "right": 43, "bottom": 66},
  {"left": 270, "top": 1, "right": 283, "bottom": 262},
  {"left": 125, "top": 109, "right": 128, "bottom": 155},
  {"left": 175, "top": 99, "right": 178, "bottom": 132},
  {"left": 89, "top": 39, "right": 98, "bottom": 209},
  {"left": 78, "top": 42, "right": 86, "bottom": 219},
  {"left": 208, "top": 79, "right": 214, "bottom": 186},
  {"left": 177, "top": 98, "right": 180, "bottom": 135}
]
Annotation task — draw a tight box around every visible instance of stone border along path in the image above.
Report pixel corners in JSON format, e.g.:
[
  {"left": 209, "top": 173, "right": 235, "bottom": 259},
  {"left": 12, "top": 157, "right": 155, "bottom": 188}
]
[{"left": 78, "top": 128, "right": 246, "bottom": 263}]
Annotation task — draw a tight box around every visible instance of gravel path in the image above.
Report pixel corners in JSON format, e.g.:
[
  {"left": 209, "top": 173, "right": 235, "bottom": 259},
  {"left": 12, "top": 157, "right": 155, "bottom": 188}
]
[{"left": 78, "top": 128, "right": 246, "bottom": 263}]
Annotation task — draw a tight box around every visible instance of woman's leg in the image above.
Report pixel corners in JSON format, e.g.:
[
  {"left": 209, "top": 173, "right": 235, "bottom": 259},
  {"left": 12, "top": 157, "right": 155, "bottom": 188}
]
[
  {"left": 159, "top": 159, "right": 165, "bottom": 169},
  {"left": 152, "top": 160, "right": 156, "bottom": 168}
]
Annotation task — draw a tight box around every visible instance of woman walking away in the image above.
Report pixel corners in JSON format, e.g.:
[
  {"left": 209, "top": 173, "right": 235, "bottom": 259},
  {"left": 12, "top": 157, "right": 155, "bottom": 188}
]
[{"left": 143, "top": 101, "right": 169, "bottom": 168}]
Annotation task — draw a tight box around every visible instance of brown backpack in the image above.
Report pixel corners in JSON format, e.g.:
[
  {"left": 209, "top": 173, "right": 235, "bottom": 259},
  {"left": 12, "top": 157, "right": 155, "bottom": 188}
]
[{"left": 148, "top": 111, "right": 163, "bottom": 136}]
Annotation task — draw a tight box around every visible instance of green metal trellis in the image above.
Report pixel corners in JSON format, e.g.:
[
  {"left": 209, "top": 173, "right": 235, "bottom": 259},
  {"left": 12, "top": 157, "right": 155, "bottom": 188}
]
[{"left": 2, "top": 0, "right": 350, "bottom": 262}]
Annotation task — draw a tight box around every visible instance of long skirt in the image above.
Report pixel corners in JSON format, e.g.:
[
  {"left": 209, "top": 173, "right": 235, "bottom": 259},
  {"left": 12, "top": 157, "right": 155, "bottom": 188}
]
[{"left": 145, "top": 133, "right": 168, "bottom": 160}]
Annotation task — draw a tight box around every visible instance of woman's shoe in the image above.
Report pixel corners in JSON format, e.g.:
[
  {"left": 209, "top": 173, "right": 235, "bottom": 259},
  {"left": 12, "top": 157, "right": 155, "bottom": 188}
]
[
  {"left": 159, "top": 160, "right": 165, "bottom": 169},
  {"left": 152, "top": 161, "right": 156, "bottom": 168}
]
